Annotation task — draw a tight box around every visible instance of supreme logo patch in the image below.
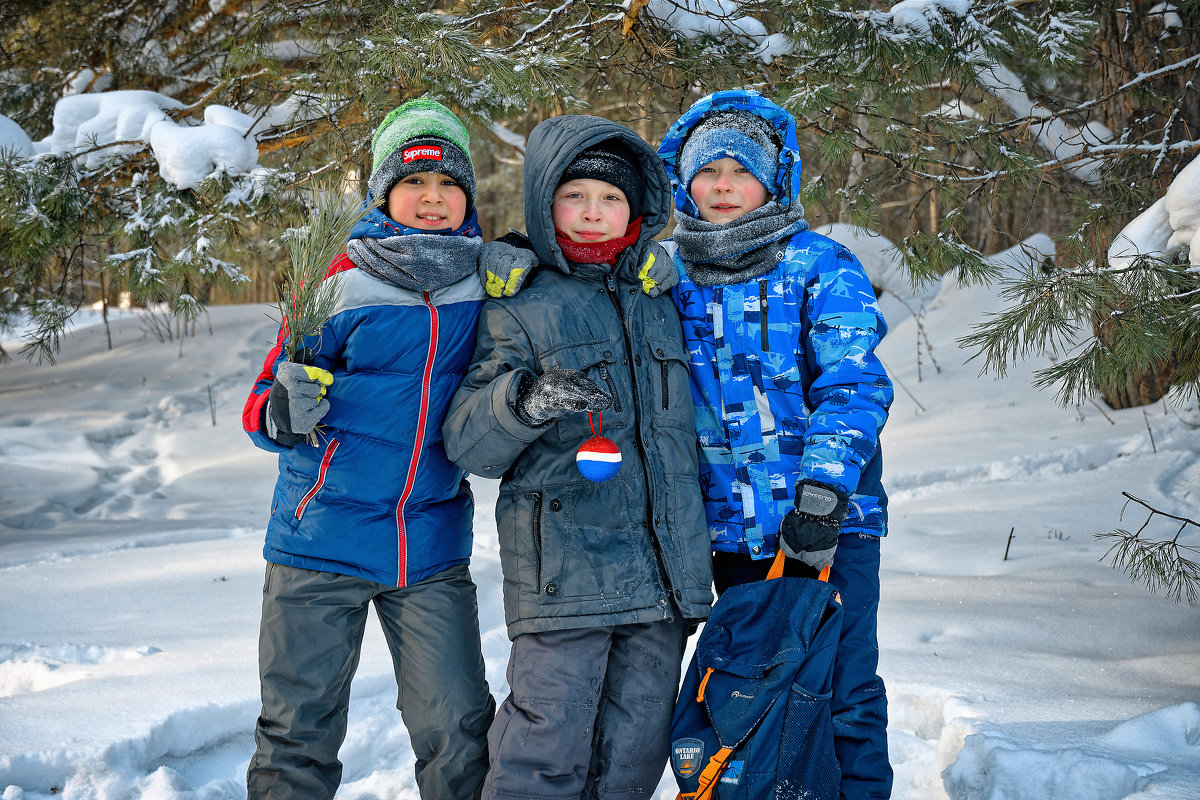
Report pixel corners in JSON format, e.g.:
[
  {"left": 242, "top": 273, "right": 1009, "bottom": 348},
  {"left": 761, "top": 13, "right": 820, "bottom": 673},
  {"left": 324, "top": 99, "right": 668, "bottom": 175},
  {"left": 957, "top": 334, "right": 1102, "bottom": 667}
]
[{"left": 403, "top": 145, "right": 442, "bottom": 163}]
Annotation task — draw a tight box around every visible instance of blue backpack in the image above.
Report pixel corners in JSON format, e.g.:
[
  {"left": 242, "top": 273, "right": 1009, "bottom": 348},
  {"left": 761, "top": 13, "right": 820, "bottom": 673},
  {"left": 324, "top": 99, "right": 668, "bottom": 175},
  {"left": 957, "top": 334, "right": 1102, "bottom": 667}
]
[{"left": 668, "top": 556, "right": 843, "bottom": 800}]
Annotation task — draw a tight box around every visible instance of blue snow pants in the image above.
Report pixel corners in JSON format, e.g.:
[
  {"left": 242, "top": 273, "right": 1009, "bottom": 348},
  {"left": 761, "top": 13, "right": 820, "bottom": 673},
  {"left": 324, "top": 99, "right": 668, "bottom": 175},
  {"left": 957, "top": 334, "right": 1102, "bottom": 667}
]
[{"left": 712, "top": 532, "right": 891, "bottom": 800}]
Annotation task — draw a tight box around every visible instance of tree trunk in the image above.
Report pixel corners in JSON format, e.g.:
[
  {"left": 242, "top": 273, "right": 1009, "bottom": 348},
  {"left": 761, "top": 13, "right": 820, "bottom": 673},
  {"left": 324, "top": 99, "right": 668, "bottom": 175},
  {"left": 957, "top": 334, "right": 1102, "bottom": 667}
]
[{"left": 1093, "top": 1, "right": 1199, "bottom": 408}]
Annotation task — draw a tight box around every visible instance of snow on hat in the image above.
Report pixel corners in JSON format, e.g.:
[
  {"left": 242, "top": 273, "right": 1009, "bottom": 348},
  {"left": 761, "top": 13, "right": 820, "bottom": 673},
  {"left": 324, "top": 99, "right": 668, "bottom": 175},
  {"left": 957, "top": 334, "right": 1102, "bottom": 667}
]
[
  {"left": 678, "top": 110, "right": 781, "bottom": 198},
  {"left": 558, "top": 139, "right": 644, "bottom": 218},
  {"left": 368, "top": 98, "right": 476, "bottom": 212}
]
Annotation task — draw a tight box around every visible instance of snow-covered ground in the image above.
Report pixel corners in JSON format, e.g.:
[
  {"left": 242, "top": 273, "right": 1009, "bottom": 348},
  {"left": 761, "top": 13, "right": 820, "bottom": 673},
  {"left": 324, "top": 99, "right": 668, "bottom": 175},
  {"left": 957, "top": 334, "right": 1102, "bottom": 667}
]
[{"left": 1, "top": 240, "right": 1198, "bottom": 800}]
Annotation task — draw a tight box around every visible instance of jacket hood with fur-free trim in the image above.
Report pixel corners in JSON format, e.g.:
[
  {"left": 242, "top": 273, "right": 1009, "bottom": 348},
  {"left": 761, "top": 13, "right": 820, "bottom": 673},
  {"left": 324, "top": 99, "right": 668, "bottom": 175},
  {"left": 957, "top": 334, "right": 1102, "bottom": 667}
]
[
  {"left": 523, "top": 114, "right": 672, "bottom": 274},
  {"left": 657, "top": 88, "right": 804, "bottom": 219}
]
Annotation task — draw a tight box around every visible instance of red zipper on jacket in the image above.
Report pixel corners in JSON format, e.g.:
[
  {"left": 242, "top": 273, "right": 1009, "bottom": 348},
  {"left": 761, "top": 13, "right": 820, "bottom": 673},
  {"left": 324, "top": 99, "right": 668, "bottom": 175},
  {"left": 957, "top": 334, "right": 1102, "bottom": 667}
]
[
  {"left": 295, "top": 438, "right": 340, "bottom": 520},
  {"left": 394, "top": 292, "right": 438, "bottom": 587}
]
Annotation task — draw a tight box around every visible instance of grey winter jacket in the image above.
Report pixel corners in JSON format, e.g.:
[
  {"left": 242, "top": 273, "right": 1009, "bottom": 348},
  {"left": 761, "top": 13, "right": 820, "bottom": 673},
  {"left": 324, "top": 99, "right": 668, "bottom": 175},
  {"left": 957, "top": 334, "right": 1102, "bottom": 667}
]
[{"left": 443, "top": 115, "right": 713, "bottom": 639}]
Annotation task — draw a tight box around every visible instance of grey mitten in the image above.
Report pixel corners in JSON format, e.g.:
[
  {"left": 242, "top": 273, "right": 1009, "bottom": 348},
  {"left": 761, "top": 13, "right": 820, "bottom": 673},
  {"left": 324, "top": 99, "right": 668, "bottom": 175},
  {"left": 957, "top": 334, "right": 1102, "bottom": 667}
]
[
  {"left": 480, "top": 230, "right": 539, "bottom": 298},
  {"left": 637, "top": 241, "right": 678, "bottom": 297},
  {"left": 516, "top": 368, "right": 612, "bottom": 425},
  {"left": 267, "top": 361, "right": 333, "bottom": 445},
  {"left": 778, "top": 480, "right": 848, "bottom": 572}
]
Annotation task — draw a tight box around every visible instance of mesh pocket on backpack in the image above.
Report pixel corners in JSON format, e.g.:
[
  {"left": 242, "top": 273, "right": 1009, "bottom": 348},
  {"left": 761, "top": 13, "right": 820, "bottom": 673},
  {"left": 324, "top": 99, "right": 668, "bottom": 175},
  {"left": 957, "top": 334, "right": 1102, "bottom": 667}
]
[{"left": 776, "top": 684, "right": 839, "bottom": 799}]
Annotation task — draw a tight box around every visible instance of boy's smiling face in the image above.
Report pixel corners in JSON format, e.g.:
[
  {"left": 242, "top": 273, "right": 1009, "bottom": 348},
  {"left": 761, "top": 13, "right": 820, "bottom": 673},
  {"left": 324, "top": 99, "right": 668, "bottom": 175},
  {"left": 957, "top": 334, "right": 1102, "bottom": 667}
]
[
  {"left": 386, "top": 172, "right": 467, "bottom": 230},
  {"left": 552, "top": 179, "right": 631, "bottom": 243},
  {"left": 689, "top": 157, "right": 769, "bottom": 224}
]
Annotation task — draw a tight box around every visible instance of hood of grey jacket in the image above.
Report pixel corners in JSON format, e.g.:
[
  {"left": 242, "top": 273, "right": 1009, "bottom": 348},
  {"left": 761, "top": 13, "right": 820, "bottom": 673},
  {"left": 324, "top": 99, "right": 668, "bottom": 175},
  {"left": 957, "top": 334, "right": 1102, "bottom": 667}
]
[{"left": 524, "top": 115, "right": 672, "bottom": 273}]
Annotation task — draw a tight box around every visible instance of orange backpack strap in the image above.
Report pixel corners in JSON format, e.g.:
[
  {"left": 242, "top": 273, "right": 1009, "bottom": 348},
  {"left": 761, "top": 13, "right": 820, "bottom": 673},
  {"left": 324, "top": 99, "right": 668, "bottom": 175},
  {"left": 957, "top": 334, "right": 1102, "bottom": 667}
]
[
  {"left": 769, "top": 550, "right": 833, "bottom": 583},
  {"left": 696, "top": 667, "right": 715, "bottom": 702},
  {"left": 677, "top": 746, "right": 734, "bottom": 800}
]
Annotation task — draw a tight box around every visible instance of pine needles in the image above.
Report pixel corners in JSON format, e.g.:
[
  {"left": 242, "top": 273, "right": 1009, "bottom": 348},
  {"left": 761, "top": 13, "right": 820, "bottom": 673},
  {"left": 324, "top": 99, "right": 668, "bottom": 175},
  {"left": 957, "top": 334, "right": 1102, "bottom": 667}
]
[
  {"left": 276, "top": 180, "right": 379, "bottom": 364},
  {"left": 1096, "top": 492, "right": 1200, "bottom": 604}
]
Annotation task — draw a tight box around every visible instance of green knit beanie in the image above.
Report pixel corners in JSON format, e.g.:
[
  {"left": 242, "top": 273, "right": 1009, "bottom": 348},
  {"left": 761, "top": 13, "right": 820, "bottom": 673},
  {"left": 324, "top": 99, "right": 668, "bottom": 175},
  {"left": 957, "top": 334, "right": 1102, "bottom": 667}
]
[{"left": 368, "top": 98, "right": 476, "bottom": 213}]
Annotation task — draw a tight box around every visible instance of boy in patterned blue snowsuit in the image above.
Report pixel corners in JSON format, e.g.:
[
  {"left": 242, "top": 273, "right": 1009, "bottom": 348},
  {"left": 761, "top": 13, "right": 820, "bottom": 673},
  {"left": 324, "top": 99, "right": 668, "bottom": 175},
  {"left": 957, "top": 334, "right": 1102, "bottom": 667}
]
[{"left": 657, "top": 89, "right": 894, "bottom": 800}]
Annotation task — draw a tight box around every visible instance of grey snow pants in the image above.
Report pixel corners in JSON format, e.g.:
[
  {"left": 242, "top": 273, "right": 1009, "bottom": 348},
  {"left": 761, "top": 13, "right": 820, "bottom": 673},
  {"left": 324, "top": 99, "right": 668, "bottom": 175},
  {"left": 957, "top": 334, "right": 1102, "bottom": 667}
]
[
  {"left": 482, "top": 617, "right": 687, "bottom": 800},
  {"left": 247, "top": 562, "right": 495, "bottom": 800}
]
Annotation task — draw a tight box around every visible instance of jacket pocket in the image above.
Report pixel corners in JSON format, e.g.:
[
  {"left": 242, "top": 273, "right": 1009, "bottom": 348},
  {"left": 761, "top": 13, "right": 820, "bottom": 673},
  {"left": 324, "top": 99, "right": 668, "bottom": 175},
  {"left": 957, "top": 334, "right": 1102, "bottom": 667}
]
[
  {"left": 295, "top": 438, "right": 339, "bottom": 520},
  {"left": 528, "top": 490, "right": 544, "bottom": 591},
  {"left": 540, "top": 342, "right": 623, "bottom": 441},
  {"left": 536, "top": 479, "right": 649, "bottom": 602},
  {"left": 497, "top": 488, "right": 545, "bottom": 610},
  {"left": 645, "top": 334, "right": 689, "bottom": 415}
]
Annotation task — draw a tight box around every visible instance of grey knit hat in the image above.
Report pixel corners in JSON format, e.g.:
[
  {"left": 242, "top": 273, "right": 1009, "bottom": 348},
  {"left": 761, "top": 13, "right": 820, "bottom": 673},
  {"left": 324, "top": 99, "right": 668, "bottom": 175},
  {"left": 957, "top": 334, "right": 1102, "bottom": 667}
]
[{"left": 367, "top": 98, "right": 477, "bottom": 214}]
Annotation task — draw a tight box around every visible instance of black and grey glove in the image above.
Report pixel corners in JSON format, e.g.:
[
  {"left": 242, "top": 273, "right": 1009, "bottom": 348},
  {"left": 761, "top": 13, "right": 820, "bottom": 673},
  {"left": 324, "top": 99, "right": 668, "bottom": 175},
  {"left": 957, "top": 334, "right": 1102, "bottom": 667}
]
[
  {"left": 267, "top": 361, "right": 333, "bottom": 446},
  {"left": 637, "top": 241, "right": 678, "bottom": 298},
  {"left": 480, "top": 230, "right": 539, "bottom": 298},
  {"left": 778, "top": 480, "right": 848, "bottom": 572},
  {"left": 515, "top": 368, "right": 612, "bottom": 426}
]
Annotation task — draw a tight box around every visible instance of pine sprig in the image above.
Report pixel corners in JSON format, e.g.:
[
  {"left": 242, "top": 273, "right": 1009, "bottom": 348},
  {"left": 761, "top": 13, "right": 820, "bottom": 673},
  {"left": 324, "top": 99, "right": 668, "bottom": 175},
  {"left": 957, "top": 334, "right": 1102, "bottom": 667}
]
[
  {"left": 1097, "top": 492, "right": 1200, "bottom": 604},
  {"left": 277, "top": 181, "right": 379, "bottom": 364}
]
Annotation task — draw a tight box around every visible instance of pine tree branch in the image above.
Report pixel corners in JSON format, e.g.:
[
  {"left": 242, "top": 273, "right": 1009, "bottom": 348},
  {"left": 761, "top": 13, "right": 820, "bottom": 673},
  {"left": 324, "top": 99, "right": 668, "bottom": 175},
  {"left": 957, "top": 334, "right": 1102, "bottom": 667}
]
[
  {"left": 1096, "top": 492, "right": 1200, "bottom": 604},
  {"left": 1120, "top": 492, "right": 1200, "bottom": 535}
]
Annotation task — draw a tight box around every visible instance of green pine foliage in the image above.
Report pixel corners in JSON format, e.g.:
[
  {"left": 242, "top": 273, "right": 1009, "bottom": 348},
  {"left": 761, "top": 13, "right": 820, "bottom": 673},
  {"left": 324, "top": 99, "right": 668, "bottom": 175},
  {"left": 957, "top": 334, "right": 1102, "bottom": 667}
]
[
  {"left": 277, "top": 182, "right": 380, "bottom": 364},
  {"left": 2, "top": 0, "right": 1198, "bottom": 403},
  {"left": 1097, "top": 493, "right": 1200, "bottom": 604}
]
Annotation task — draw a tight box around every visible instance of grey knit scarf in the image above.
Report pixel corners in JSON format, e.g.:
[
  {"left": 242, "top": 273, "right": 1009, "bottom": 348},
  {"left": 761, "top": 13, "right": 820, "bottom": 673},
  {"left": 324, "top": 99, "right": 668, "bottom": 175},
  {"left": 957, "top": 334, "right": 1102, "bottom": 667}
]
[
  {"left": 347, "top": 234, "right": 483, "bottom": 293},
  {"left": 673, "top": 200, "right": 809, "bottom": 286}
]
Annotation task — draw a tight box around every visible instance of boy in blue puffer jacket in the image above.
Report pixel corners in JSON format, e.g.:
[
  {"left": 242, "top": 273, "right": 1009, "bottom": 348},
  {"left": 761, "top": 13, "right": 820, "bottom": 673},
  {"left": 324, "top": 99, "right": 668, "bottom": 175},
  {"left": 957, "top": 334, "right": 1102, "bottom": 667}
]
[
  {"left": 241, "top": 97, "right": 494, "bottom": 800},
  {"left": 658, "top": 89, "right": 894, "bottom": 800}
]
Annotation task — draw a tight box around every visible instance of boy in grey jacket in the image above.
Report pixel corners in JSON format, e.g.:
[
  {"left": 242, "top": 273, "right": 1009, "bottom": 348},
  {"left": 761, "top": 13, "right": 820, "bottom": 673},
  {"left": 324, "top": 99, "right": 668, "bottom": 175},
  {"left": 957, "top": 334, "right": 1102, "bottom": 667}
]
[{"left": 443, "top": 115, "right": 712, "bottom": 800}]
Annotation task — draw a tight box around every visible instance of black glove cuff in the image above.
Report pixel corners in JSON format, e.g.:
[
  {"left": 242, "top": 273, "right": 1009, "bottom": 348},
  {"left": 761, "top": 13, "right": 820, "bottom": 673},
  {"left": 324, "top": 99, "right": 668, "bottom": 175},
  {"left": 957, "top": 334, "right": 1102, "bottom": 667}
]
[{"left": 496, "top": 229, "right": 533, "bottom": 250}]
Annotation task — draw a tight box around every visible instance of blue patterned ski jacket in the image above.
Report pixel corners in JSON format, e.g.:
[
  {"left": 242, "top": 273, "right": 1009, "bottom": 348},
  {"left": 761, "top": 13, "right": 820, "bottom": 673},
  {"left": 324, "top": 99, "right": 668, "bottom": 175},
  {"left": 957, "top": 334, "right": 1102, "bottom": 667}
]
[{"left": 658, "top": 89, "right": 893, "bottom": 558}]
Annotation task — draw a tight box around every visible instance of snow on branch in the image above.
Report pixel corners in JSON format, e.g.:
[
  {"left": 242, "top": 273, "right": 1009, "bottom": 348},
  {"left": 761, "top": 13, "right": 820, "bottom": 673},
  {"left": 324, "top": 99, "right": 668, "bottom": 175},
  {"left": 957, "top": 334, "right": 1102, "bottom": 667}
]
[
  {"left": 854, "top": 1, "right": 1106, "bottom": 183},
  {"left": 6, "top": 83, "right": 338, "bottom": 192},
  {"left": 649, "top": 0, "right": 1105, "bottom": 178},
  {"left": 28, "top": 90, "right": 259, "bottom": 190},
  {"left": 972, "top": 59, "right": 1108, "bottom": 184},
  {"left": 1109, "top": 153, "right": 1200, "bottom": 269},
  {"left": 643, "top": 0, "right": 792, "bottom": 63}
]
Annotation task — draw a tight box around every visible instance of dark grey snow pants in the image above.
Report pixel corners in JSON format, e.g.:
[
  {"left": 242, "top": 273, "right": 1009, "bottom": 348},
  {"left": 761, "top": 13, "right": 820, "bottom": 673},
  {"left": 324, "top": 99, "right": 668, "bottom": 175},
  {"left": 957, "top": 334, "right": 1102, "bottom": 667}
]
[
  {"left": 482, "top": 617, "right": 687, "bottom": 800},
  {"left": 247, "top": 562, "right": 495, "bottom": 800}
]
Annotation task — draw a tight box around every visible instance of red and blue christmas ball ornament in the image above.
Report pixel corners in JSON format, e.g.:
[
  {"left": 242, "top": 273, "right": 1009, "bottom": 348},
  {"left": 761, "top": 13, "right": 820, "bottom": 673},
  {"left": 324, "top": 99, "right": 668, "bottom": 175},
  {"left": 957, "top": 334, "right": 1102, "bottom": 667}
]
[{"left": 576, "top": 412, "right": 621, "bottom": 481}]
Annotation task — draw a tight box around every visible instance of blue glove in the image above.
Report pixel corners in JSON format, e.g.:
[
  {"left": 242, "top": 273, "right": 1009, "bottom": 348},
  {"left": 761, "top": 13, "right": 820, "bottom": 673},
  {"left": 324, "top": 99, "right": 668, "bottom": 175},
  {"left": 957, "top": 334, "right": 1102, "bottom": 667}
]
[
  {"left": 778, "top": 481, "right": 847, "bottom": 572},
  {"left": 267, "top": 361, "right": 333, "bottom": 446}
]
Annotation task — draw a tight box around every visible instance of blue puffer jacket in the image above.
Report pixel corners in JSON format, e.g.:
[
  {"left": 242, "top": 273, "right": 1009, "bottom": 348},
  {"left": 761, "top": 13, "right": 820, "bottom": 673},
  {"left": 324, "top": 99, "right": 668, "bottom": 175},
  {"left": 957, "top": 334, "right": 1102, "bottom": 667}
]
[
  {"left": 243, "top": 218, "right": 485, "bottom": 587},
  {"left": 658, "top": 89, "right": 893, "bottom": 558}
]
